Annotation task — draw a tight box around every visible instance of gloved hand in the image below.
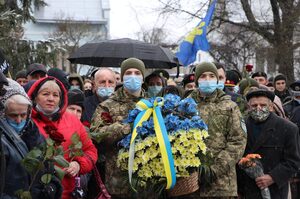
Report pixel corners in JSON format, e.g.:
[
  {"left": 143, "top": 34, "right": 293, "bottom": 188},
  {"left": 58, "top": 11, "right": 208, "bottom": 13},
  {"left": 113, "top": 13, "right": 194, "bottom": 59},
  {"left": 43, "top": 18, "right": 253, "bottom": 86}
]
[{"left": 198, "top": 165, "right": 216, "bottom": 188}]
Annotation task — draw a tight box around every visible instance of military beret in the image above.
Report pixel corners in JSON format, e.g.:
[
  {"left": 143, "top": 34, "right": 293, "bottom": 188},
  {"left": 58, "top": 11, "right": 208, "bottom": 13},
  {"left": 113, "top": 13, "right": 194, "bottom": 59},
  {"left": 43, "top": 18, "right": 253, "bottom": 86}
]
[
  {"left": 182, "top": 74, "right": 195, "bottom": 87},
  {"left": 251, "top": 71, "right": 267, "bottom": 79},
  {"left": 246, "top": 89, "right": 275, "bottom": 102},
  {"left": 225, "top": 70, "right": 242, "bottom": 87}
]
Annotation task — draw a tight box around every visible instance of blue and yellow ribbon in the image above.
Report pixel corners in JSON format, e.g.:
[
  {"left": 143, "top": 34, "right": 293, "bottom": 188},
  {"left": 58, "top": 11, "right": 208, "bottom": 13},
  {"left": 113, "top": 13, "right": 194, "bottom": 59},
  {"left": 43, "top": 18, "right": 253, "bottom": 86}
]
[{"left": 128, "top": 98, "right": 176, "bottom": 189}]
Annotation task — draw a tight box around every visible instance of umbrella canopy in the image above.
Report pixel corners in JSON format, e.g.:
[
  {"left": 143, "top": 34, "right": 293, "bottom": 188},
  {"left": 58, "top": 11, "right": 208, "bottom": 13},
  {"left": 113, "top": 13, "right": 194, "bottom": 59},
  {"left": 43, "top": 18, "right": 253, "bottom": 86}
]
[{"left": 68, "top": 38, "right": 178, "bottom": 68}]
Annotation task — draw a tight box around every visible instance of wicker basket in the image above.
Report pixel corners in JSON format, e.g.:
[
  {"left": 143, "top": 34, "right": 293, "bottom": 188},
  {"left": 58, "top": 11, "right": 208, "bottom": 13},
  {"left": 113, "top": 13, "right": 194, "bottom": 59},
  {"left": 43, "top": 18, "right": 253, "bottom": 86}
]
[{"left": 167, "top": 172, "right": 199, "bottom": 197}]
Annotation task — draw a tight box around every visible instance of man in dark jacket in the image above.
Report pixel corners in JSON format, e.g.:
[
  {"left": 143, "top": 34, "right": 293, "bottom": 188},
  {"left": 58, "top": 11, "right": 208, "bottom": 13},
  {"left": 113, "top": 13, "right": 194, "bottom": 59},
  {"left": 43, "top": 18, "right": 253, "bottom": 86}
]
[
  {"left": 238, "top": 89, "right": 300, "bottom": 199},
  {"left": 82, "top": 68, "right": 116, "bottom": 127},
  {"left": 274, "top": 74, "right": 290, "bottom": 103}
]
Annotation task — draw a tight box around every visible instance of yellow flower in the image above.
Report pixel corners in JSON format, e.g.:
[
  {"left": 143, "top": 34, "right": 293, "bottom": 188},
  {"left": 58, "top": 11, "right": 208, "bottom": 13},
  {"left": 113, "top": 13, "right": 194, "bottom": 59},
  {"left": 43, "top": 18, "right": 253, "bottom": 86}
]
[
  {"left": 179, "top": 133, "right": 188, "bottom": 143},
  {"left": 199, "top": 142, "right": 207, "bottom": 154},
  {"left": 190, "top": 145, "right": 199, "bottom": 154},
  {"left": 201, "top": 130, "right": 209, "bottom": 138}
]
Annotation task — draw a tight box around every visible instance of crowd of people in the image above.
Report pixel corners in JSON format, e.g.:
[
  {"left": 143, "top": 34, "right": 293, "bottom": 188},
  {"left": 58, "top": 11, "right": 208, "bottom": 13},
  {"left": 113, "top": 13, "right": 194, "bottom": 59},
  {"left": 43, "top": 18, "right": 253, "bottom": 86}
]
[{"left": 1, "top": 58, "right": 300, "bottom": 199}]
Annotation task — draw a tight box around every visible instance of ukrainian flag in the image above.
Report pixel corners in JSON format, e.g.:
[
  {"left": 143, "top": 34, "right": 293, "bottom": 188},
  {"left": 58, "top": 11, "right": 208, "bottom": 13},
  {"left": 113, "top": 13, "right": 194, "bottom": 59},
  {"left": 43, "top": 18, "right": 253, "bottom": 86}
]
[{"left": 176, "top": 0, "right": 217, "bottom": 66}]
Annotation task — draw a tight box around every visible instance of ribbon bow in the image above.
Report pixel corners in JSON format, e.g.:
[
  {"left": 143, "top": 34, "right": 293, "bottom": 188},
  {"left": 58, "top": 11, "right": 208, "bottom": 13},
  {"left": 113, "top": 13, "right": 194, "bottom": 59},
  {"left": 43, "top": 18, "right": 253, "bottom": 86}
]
[{"left": 128, "top": 98, "right": 176, "bottom": 189}]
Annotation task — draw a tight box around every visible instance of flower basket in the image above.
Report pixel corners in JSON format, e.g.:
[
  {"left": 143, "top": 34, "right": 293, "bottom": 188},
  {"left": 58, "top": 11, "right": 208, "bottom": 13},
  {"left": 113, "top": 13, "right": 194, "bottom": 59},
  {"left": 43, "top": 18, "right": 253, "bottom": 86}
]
[
  {"left": 167, "top": 171, "right": 199, "bottom": 197},
  {"left": 117, "top": 94, "right": 209, "bottom": 195}
]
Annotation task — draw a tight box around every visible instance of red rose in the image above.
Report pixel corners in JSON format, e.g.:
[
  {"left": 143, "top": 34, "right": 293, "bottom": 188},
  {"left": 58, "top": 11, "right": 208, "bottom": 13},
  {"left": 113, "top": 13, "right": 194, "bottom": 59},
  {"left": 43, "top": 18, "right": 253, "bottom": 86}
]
[
  {"left": 245, "top": 64, "right": 253, "bottom": 72},
  {"left": 44, "top": 125, "right": 66, "bottom": 145},
  {"left": 101, "top": 112, "right": 113, "bottom": 124}
]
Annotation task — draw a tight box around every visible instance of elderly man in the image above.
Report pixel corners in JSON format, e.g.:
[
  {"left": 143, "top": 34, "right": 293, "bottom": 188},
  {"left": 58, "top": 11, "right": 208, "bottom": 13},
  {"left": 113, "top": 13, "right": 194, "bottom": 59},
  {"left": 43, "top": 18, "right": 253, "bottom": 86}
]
[
  {"left": 187, "top": 62, "right": 247, "bottom": 198},
  {"left": 238, "top": 89, "right": 300, "bottom": 199},
  {"left": 90, "top": 57, "right": 147, "bottom": 198},
  {"left": 82, "top": 68, "right": 117, "bottom": 127}
]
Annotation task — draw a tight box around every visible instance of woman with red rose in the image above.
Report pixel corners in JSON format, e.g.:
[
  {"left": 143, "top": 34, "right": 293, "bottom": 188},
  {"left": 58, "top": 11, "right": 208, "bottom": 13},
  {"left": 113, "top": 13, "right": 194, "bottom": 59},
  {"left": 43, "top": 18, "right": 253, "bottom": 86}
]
[{"left": 27, "top": 76, "right": 97, "bottom": 199}]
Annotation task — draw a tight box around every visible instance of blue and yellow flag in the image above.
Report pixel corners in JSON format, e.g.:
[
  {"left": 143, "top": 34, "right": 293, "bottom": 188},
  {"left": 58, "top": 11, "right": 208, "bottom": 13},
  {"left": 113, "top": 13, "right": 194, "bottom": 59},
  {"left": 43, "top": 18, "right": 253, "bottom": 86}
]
[{"left": 176, "top": 0, "right": 217, "bottom": 66}]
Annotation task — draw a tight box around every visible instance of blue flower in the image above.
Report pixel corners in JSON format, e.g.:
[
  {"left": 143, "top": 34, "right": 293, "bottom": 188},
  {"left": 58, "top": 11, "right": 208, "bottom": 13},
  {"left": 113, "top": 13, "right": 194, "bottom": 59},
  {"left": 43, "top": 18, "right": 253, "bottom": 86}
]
[
  {"left": 164, "top": 114, "right": 180, "bottom": 132},
  {"left": 137, "top": 126, "right": 149, "bottom": 137},
  {"left": 124, "top": 108, "right": 141, "bottom": 123},
  {"left": 118, "top": 134, "right": 132, "bottom": 149},
  {"left": 190, "top": 116, "right": 208, "bottom": 130},
  {"left": 179, "top": 118, "right": 191, "bottom": 131},
  {"left": 163, "top": 94, "right": 181, "bottom": 110},
  {"left": 177, "top": 98, "right": 198, "bottom": 115}
]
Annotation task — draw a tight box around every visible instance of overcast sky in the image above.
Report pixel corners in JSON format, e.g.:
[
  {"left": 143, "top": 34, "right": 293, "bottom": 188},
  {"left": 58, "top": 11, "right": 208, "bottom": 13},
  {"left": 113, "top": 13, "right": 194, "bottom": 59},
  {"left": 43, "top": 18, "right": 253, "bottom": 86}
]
[{"left": 109, "top": 0, "right": 203, "bottom": 43}]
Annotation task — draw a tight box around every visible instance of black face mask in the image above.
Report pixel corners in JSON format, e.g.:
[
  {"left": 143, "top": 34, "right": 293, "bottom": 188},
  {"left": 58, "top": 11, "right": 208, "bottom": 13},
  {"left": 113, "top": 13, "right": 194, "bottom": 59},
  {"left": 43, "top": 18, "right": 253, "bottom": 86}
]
[{"left": 84, "top": 89, "right": 93, "bottom": 97}]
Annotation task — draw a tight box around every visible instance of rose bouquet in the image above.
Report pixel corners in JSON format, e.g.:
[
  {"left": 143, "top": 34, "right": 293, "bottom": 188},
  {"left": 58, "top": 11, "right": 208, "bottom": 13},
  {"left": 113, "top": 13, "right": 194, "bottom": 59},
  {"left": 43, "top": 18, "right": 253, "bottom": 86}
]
[
  {"left": 117, "top": 94, "right": 209, "bottom": 196},
  {"left": 238, "top": 154, "right": 271, "bottom": 199}
]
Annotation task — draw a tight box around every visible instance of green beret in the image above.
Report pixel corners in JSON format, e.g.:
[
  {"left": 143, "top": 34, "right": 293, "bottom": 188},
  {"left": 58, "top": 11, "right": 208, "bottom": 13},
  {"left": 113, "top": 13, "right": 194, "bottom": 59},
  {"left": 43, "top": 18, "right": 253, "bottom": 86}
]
[{"left": 121, "top": 58, "right": 145, "bottom": 81}]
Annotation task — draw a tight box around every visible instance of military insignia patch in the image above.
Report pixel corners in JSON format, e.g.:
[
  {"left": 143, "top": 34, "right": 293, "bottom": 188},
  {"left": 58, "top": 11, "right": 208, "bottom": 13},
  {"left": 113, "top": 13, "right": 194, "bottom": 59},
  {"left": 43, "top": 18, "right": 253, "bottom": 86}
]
[{"left": 240, "top": 118, "right": 247, "bottom": 134}]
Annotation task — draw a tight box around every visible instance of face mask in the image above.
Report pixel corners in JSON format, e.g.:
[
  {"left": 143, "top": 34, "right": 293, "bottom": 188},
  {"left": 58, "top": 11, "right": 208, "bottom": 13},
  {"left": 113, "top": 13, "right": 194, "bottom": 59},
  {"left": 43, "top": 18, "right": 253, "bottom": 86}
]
[
  {"left": 217, "top": 81, "right": 225, "bottom": 90},
  {"left": 249, "top": 106, "right": 270, "bottom": 122},
  {"left": 6, "top": 118, "right": 26, "bottom": 134},
  {"left": 70, "top": 85, "right": 80, "bottom": 90},
  {"left": 84, "top": 89, "right": 93, "bottom": 97},
  {"left": 97, "top": 87, "right": 114, "bottom": 98},
  {"left": 198, "top": 80, "right": 218, "bottom": 95},
  {"left": 234, "top": 85, "right": 239, "bottom": 93},
  {"left": 123, "top": 75, "right": 143, "bottom": 92},
  {"left": 36, "top": 104, "right": 60, "bottom": 116},
  {"left": 148, "top": 86, "right": 162, "bottom": 97}
]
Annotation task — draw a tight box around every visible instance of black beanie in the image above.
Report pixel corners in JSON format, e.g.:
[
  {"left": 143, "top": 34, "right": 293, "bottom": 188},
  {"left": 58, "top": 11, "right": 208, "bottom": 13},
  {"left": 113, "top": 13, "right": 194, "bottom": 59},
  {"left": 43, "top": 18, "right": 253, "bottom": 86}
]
[
  {"left": 47, "top": 68, "right": 70, "bottom": 90},
  {"left": 274, "top": 74, "right": 287, "bottom": 83},
  {"left": 67, "top": 89, "right": 85, "bottom": 110}
]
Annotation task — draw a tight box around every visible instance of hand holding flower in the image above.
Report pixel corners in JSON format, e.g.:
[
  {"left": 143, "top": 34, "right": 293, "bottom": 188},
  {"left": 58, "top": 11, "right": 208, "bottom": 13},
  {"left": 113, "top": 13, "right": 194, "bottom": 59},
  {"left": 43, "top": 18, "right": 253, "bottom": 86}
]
[
  {"left": 65, "top": 161, "right": 80, "bottom": 177},
  {"left": 256, "top": 174, "right": 274, "bottom": 190}
]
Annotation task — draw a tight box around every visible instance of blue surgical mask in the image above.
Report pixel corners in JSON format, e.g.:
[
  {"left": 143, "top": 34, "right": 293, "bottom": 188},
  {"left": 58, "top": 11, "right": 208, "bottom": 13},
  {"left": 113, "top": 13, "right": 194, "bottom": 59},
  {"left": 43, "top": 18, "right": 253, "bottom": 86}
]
[
  {"left": 234, "top": 85, "right": 239, "bottom": 93},
  {"left": 70, "top": 85, "right": 80, "bottom": 90},
  {"left": 6, "top": 118, "right": 26, "bottom": 134},
  {"left": 123, "top": 75, "right": 143, "bottom": 92},
  {"left": 97, "top": 87, "right": 114, "bottom": 98},
  {"left": 148, "top": 86, "right": 162, "bottom": 97},
  {"left": 198, "top": 80, "right": 218, "bottom": 94},
  {"left": 217, "top": 81, "right": 225, "bottom": 90}
]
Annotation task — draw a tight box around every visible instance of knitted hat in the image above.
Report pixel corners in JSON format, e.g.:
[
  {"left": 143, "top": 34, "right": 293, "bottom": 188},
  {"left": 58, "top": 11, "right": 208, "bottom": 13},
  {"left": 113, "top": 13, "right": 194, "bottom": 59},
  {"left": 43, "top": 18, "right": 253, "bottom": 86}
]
[
  {"left": 121, "top": 58, "right": 145, "bottom": 81},
  {"left": 15, "top": 70, "right": 27, "bottom": 79},
  {"left": 67, "top": 89, "right": 85, "bottom": 110},
  {"left": 274, "top": 74, "right": 287, "bottom": 83},
  {"left": 239, "top": 78, "right": 259, "bottom": 95},
  {"left": 194, "top": 62, "right": 219, "bottom": 84}
]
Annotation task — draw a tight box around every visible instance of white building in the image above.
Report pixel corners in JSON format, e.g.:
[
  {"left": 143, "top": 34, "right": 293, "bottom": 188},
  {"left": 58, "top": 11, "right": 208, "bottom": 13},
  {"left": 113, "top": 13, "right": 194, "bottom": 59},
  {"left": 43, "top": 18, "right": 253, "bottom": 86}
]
[{"left": 23, "top": 0, "right": 110, "bottom": 72}]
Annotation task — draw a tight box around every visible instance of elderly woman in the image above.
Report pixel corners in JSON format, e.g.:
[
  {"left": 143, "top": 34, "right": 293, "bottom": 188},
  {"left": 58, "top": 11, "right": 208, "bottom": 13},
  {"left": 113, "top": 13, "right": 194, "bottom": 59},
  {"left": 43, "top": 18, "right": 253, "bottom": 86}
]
[
  {"left": 27, "top": 76, "right": 97, "bottom": 199},
  {"left": 1, "top": 78, "right": 62, "bottom": 198}
]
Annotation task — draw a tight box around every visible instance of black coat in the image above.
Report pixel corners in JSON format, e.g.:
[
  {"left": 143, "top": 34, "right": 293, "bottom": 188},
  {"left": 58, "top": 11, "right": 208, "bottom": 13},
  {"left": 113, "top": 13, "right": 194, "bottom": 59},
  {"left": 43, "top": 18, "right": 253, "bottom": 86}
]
[{"left": 238, "top": 113, "right": 300, "bottom": 199}]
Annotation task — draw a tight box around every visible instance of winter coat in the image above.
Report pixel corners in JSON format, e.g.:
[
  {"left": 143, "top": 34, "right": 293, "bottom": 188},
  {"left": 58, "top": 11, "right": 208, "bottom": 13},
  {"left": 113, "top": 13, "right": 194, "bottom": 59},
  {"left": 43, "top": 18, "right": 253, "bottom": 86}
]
[
  {"left": 90, "top": 87, "right": 147, "bottom": 197},
  {"left": 0, "top": 118, "right": 30, "bottom": 198},
  {"left": 82, "top": 94, "right": 102, "bottom": 127},
  {"left": 187, "top": 88, "right": 247, "bottom": 197},
  {"left": 28, "top": 76, "right": 98, "bottom": 199},
  {"left": 238, "top": 113, "right": 300, "bottom": 199},
  {"left": 283, "top": 99, "right": 300, "bottom": 129}
]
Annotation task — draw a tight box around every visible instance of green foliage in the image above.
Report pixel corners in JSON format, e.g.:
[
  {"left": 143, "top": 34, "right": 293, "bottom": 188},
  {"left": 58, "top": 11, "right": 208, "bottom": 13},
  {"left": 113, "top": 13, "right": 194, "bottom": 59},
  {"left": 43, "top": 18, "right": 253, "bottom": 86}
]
[
  {"left": 15, "top": 190, "right": 32, "bottom": 199},
  {"left": 54, "top": 165, "right": 66, "bottom": 180},
  {"left": 68, "top": 133, "right": 84, "bottom": 158},
  {"left": 41, "top": 174, "right": 52, "bottom": 184},
  {"left": 53, "top": 155, "right": 69, "bottom": 168}
]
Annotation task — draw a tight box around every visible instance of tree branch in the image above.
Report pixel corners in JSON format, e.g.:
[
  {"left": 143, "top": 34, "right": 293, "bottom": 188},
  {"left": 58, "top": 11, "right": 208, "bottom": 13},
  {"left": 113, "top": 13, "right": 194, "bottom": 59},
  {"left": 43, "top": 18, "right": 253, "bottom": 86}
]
[{"left": 240, "top": 0, "right": 274, "bottom": 44}]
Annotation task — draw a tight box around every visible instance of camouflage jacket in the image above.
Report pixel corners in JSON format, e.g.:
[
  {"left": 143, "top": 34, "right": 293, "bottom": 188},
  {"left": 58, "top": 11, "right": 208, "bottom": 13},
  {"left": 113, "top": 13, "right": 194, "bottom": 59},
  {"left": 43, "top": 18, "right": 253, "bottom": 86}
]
[
  {"left": 188, "top": 89, "right": 247, "bottom": 197},
  {"left": 90, "top": 87, "right": 147, "bottom": 197}
]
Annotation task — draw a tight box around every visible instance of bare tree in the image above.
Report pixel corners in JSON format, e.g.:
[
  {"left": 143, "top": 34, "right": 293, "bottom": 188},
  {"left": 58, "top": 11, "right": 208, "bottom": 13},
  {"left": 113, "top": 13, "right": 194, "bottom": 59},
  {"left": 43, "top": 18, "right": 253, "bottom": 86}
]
[
  {"left": 157, "top": 0, "right": 300, "bottom": 82},
  {"left": 49, "top": 16, "right": 105, "bottom": 73}
]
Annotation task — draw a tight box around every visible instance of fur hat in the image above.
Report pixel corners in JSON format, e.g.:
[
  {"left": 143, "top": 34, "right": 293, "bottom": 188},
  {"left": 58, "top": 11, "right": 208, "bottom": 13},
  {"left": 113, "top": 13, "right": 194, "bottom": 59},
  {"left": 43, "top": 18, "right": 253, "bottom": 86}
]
[{"left": 120, "top": 58, "right": 145, "bottom": 81}]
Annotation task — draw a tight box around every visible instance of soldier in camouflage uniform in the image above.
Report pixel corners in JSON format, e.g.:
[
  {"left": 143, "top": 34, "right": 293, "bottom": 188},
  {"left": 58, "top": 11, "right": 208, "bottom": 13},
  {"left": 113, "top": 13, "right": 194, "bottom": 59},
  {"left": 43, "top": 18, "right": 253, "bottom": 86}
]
[
  {"left": 185, "top": 62, "right": 247, "bottom": 199},
  {"left": 90, "top": 58, "right": 147, "bottom": 198}
]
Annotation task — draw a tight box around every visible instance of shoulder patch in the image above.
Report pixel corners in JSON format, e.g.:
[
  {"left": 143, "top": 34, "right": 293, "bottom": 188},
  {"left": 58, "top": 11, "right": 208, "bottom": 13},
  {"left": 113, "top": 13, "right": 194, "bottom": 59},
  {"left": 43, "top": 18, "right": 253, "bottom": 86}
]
[{"left": 240, "top": 118, "right": 247, "bottom": 134}]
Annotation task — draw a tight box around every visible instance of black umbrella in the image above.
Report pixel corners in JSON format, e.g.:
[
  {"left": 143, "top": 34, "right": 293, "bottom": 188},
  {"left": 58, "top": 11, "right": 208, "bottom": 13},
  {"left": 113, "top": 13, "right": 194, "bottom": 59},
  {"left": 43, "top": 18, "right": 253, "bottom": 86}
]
[{"left": 68, "top": 38, "right": 178, "bottom": 68}]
